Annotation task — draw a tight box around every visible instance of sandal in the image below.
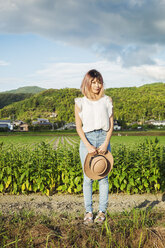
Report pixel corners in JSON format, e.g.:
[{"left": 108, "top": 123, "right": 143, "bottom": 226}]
[
  {"left": 94, "top": 211, "right": 106, "bottom": 224},
  {"left": 84, "top": 212, "right": 93, "bottom": 224}
]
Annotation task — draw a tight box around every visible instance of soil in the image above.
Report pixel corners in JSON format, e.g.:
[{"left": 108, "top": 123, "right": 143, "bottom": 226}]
[{"left": 0, "top": 193, "right": 165, "bottom": 216}]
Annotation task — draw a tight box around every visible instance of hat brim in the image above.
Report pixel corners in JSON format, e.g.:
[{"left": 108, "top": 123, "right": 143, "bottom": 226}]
[{"left": 84, "top": 151, "right": 113, "bottom": 180}]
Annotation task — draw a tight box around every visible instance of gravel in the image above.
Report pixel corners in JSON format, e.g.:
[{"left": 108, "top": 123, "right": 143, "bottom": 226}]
[{"left": 1, "top": 193, "right": 165, "bottom": 216}]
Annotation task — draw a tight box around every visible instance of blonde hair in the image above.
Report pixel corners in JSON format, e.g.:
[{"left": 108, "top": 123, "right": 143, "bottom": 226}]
[{"left": 81, "top": 69, "right": 104, "bottom": 100}]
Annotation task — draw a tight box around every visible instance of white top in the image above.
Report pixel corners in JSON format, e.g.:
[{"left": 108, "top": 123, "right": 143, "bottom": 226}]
[{"left": 75, "top": 95, "right": 113, "bottom": 132}]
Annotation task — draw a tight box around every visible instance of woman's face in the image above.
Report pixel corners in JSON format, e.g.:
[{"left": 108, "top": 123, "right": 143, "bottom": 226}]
[{"left": 91, "top": 78, "right": 102, "bottom": 95}]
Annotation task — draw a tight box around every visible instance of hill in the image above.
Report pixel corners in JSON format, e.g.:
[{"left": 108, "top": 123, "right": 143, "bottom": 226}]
[
  {"left": 0, "top": 93, "right": 33, "bottom": 109},
  {"left": 0, "top": 83, "right": 164, "bottom": 123},
  {"left": 105, "top": 82, "right": 165, "bottom": 123},
  {"left": 0, "top": 86, "right": 46, "bottom": 109},
  {"left": 0, "top": 86, "right": 46, "bottom": 94}
]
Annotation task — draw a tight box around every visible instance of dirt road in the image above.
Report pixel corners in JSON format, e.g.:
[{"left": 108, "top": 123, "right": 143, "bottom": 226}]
[{"left": 0, "top": 193, "right": 165, "bottom": 216}]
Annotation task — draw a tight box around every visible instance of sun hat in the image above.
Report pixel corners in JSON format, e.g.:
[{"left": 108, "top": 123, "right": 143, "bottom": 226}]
[{"left": 84, "top": 150, "right": 113, "bottom": 180}]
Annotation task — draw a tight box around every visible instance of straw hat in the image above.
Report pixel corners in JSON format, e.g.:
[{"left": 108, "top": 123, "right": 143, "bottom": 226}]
[{"left": 84, "top": 150, "right": 113, "bottom": 180}]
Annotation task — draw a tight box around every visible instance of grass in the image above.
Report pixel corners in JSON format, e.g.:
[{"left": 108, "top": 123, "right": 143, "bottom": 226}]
[
  {"left": 0, "top": 129, "right": 165, "bottom": 149},
  {"left": 0, "top": 129, "right": 165, "bottom": 136},
  {"left": 0, "top": 208, "right": 164, "bottom": 247},
  {"left": 111, "top": 135, "right": 165, "bottom": 147},
  {"left": 0, "top": 130, "right": 78, "bottom": 136},
  {"left": 0, "top": 133, "right": 165, "bottom": 149},
  {"left": 0, "top": 135, "right": 53, "bottom": 146}
]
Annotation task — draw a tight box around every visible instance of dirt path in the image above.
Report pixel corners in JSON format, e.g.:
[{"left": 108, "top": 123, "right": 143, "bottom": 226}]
[
  {"left": 53, "top": 137, "right": 60, "bottom": 149},
  {"left": 0, "top": 193, "right": 165, "bottom": 216},
  {"left": 65, "top": 137, "right": 75, "bottom": 146},
  {"left": 48, "top": 137, "right": 57, "bottom": 144},
  {"left": 67, "top": 137, "right": 79, "bottom": 144}
]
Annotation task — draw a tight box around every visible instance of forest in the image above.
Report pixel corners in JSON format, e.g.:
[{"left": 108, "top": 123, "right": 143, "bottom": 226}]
[
  {"left": 0, "top": 93, "right": 32, "bottom": 109},
  {"left": 0, "top": 83, "right": 164, "bottom": 124},
  {"left": 0, "top": 86, "right": 45, "bottom": 109}
]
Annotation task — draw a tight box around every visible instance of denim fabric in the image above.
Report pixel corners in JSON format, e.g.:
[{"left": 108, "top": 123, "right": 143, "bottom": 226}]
[{"left": 79, "top": 129, "right": 111, "bottom": 213}]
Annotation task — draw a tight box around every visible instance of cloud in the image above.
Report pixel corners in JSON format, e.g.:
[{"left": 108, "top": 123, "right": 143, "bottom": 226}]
[
  {"left": 0, "top": 60, "right": 10, "bottom": 66},
  {"left": 134, "top": 64, "right": 165, "bottom": 82},
  {"left": 0, "top": 59, "right": 164, "bottom": 91},
  {"left": 0, "top": 0, "right": 165, "bottom": 67},
  {"left": 34, "top": 60, "right": 165, "bottom": 89}
]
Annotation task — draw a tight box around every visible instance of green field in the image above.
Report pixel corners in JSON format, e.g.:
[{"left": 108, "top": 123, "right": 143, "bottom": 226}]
[
  {"left": 1, "top": 131, "right": 165, "bottom": 247},
  {"left": 0, "top": 131, "right": 165, "bottom": 195},
  {"left": 0, "top": 135, "right": 80, "bottom": 151},
  {"left": 111, "top": 135, "right": 165, "bottom": 147},
  {"left": 0, "top": 132, "right": 165, "bottom": 149}
]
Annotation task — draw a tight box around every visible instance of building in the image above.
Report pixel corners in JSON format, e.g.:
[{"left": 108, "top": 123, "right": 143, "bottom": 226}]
[
  {"left": 113, "top": 120, "right": 121, "bottom": 130},
  {"left": 57, "top": 122, "right": 76, "bottom": 130},
  {"left": 13, "top": 120, "right": 24, "bottom": 127},
  {"left": 50, "top": 112, "right": 58, "bottom": 118},
  {"left": 0, "top": 120, "right": 13, "bottom": 131},
  {"left": 151, "top": 120, "right": 165, "bottom": 126},
  {"left": 19, "top": 123, "right": 29, "bottom": 132},
  {"left": 32, "top": 118, "right": 52, "bottom": 125},
  {"left": 0, "top": 123, "right": 8, "bottom": 130},
  {"left": 113, "top": 124, "right": 121, "bottom": 130}
]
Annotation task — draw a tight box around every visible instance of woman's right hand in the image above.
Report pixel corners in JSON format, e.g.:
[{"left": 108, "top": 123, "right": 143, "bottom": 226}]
[{"left": 86, "top": 144, "right": 97, "bottom": 154}]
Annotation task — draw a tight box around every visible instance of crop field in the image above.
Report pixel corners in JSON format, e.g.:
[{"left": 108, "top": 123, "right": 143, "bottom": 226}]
[
  {"left": 0, "top": 135, "right": 80, "bottom": 150},
  {"left": 0, "top": 133, "right": 165, "bottom": 150},
  {"left": 0, "top": 132, "right": 165, "bottom": 247},
  {"left": 0, "top": 133, "right": 165, "bottom": 195}
]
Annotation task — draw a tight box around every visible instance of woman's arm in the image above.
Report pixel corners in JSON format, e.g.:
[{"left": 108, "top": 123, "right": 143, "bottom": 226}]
[
  {"left": 98, "top": 100, "right": 114, "bottom": 154},
  {"left": 75, "top": 103, "right": 97, "bottom": 153}
]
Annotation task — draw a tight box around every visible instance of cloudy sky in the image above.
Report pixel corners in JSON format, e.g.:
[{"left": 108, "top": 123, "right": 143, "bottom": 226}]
[{"left": 0, "top": 0, "right": 165, "bottom": 91}]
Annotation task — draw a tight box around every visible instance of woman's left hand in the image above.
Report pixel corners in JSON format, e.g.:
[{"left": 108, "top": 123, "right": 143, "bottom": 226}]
[{"left": 97, "top": 142, "right": 108, "bottom": 154}]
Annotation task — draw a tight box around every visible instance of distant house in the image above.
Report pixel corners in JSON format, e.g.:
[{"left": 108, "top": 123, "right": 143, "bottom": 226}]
[
  {"left": 13, "top": 120, "right": 24, "bottom": 127},
  {"left": 13, "top": 120, "right": 28, "bottom": 131},
  {"left": 32, "top": 118, "right": 52, "bottom": 126},
  {"left": 57, "top": 122, "right": 76, "bottom": 130},
  {"left": 50, "top": 112, "right": 58, "bottom": 118},
  {"left": 113, "top": 124, "right": 121, "bottom": 131},
  {"left": 146, "top": 120, "right": 165, "bottom": 126},
  {"left": 113, "top": 120, "right": 121, "bottom": 130},
  {"left": 19, "top": 123, "right": 29, "bottom": 132},
  {"left": 0, "top": 123, "right": 8, "bottom": 130},
  {"left": 65, "top": 122, "right": 76, "bottom": 129},
  {"left": 0, "top": 120, "right": 13, "bottom": 131}
]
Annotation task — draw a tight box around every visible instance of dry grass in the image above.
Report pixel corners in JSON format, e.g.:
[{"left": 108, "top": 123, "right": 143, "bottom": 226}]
[{"left": 0, "top": 209, "right": 165, "bottom": 248}]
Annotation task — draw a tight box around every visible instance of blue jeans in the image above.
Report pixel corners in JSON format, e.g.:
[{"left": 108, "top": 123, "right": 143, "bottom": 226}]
[{"left": 79, "top": 129, "right": 111, "bottom": 213}]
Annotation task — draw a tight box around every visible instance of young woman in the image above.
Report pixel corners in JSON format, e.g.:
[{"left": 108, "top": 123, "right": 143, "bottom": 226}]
[{"left": 75, "top": 69, "right": 113, "bottom": 224}]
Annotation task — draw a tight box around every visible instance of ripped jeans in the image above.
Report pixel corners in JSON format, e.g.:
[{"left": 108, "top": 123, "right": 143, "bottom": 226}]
[{"left": 79, "top": 129, "right": 111, "bottom": 213}]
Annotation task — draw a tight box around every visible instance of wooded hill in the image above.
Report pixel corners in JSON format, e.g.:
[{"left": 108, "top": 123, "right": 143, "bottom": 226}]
[
  {"left": 0, "top": 83, "right": 164, "bottom": 124},
  {"left": 106, "top": 83, "right": 165, "bottom": 123},
  {"left": 0, "top": 93, "right": 32, "bottom": 109},
  {"left": 0, "top": 86, "right": 46, "bottom": 109},
  {"left": 1, "top": 86, "right": 46, "bottom": 94}
]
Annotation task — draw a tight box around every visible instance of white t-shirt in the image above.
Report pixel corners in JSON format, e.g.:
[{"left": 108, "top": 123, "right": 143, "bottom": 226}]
[{"left": 75, "top": 95, "right": 113, "bottom": 133}]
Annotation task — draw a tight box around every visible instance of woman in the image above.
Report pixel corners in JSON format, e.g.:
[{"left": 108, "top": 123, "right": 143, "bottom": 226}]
[{"left": 75, "top": 69, "right": 113, "bottom": 224}]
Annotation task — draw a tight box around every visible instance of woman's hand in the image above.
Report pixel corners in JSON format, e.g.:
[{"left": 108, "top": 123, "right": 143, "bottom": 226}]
[
  {"left": 97, "top": 142, "right": 108, "bottom": 154},
  {"left": 86, "top": 144, "right": 97, "bottom": 154}
]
